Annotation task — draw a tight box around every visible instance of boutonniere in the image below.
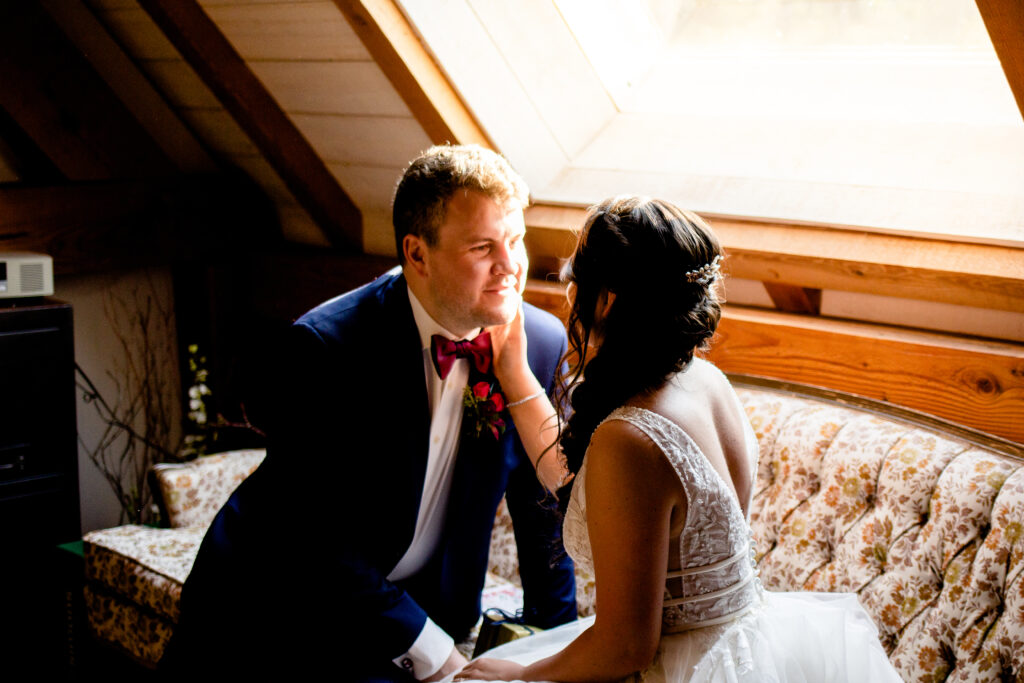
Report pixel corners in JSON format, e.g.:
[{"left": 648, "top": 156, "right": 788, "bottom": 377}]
[{"left": 463, "top": 380, "right": 506, "bottom": 440}]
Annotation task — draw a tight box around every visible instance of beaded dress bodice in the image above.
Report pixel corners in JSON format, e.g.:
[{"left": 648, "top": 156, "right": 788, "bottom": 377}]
[{"left": 563, "top": 406, "right": 762, "bottom": 633}]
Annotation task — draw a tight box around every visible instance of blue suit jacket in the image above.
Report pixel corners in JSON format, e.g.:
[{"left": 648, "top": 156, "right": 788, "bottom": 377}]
[{"left": 163, "top": 268, "right": 576, "bottom": 677}]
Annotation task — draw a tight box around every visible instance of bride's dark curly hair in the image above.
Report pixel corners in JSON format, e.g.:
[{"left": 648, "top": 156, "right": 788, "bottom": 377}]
[{"left": 555, "top": 196, "right": 724, "bottom": 483}]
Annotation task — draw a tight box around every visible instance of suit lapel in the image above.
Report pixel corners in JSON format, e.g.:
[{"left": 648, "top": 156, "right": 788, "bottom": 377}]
[{"left": 376, "top": 273, "right": 433, "bottom": 549}]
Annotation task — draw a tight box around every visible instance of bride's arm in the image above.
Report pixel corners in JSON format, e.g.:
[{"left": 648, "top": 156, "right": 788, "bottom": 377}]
[
  {"left": 490, "top": 303, "right": 570, "bottom": 493},
  {"left": 458, "top": 422, "right": 681, "bottom": 682}
]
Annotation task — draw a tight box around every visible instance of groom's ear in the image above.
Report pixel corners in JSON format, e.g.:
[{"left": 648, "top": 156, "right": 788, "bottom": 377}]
[{"left": 403, "top": 234, "right": 429, "bottom": 277}]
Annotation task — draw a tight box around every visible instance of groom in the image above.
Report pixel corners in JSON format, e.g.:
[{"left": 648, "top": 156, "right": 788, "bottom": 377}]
[{"left": 160, "top": 145, "right": 577, "bottom": 681}]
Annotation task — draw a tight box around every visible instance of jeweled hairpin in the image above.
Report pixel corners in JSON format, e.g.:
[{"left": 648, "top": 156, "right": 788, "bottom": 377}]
[{"left": 684, "top": 255, "right": 722, "bottom": 285}]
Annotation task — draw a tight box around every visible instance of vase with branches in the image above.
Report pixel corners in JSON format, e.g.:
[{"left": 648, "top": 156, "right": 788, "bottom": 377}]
[{"left": 76, "top": 276, "right": 263, "bottom": 524}]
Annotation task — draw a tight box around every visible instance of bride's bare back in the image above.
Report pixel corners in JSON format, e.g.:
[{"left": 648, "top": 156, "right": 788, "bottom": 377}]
[{"left": 630, "top": 359, "right": 755, "bottom": 512}]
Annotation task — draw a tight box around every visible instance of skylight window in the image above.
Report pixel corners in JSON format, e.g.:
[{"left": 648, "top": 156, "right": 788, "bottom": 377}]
[
  {"left": 400, "top": 0, "right": 1024, "bottom": 245},
  {"left": 561, "top": 0, "right": 1018, "bottom": 125}
]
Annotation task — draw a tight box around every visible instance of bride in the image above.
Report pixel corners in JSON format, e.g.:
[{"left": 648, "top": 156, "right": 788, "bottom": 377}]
[{"left": 453, "top": 196, "right": 902, "bottom": 682}]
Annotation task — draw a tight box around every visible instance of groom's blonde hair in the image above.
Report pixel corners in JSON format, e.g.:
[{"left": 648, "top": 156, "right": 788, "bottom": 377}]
[{"left": 392, "top": 144, "right": 530, "bottom": 262}]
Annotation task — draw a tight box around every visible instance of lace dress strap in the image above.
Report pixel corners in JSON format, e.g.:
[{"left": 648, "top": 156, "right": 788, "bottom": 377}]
[{"left": 600, "top": 406, "right": 762, "bottom": 633}]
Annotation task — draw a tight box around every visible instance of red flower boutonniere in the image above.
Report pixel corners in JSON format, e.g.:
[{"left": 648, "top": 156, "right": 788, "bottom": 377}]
[{"left": 463, "top": 380, "right": 506, "bottom": 440}]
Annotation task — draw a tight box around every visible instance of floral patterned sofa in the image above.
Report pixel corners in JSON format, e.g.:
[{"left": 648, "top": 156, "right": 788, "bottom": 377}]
[
  {"left": 83, "top": 377, "right": 1024, "bottom": 681},
  {"left": 737, "top": 378, "right": 1024, "bottom": 682}
]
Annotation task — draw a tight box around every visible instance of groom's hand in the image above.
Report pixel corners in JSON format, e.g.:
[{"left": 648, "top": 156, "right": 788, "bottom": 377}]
[{"left": 423, "top": 647, "right": 469, "bottom": 682}]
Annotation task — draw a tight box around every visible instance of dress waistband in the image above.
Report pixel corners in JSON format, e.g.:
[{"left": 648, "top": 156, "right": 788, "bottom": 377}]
[
  {"left": 664, "top": 547, "right": 749, "bottom": 579},
  {"left": 662, "top": 570, "right": 757, "bottom": 607},
  {"left": 663, "top": 596, "right": 762, "bottom": 633}
]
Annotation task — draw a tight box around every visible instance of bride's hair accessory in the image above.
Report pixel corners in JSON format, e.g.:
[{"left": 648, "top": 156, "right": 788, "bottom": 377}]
[{"left": 684, "top": 255, "right": 723, "bottom": 285}]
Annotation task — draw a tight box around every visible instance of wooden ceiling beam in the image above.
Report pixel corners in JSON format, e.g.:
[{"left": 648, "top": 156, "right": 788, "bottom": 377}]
[
  {"left": 137, "top": 0, "right": 363, "bottom": 249},
  {"left": 0, "top": 1, "right": 175, "bottom": 180},
  {"left": 39, "top": 0, "right": 216, "bottom": 175},
  {"left": 332, "top": 0, "right": 492, "bottom": 147},
  {"left": 0, "top": 106, "right": 62, "bottom": 183},
  {"left": 976, "top": 0, "right": 1024, "bottom": 122}
]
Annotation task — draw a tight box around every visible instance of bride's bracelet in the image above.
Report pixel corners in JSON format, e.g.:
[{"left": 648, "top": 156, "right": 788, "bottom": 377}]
[{"left": 506, "top": 389, "right": 545, "bottom": 408}]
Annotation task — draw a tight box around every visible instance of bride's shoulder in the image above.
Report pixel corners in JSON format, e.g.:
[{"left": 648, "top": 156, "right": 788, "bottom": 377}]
[
  {"left": 689, "top": 356, "right": 729, "bottom": 383},
  {"left": 687, "top": 358, "right": 741, "bottom": 401},
  {"left": 590, "top": 412, "right": 666, "bottom": 466}
]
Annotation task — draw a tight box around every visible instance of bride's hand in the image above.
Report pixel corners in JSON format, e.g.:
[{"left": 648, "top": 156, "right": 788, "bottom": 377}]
[
  {"left": 453, "top": 657, "right": 527, "bottom": 681},
  {"left": 488, "top": 301, "right": 529, "bottom": 389}
]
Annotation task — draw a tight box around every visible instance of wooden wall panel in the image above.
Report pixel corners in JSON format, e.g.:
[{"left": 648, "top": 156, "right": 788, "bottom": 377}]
[
  {"left": 232, "top": 153, "right": 296, "bottom": 203},
  {"left": 333, "top": 0, "right": 491, "bottom": 147},
  {"left": 763, "top": 283, "right": 822, "bottom": 315},
  {"left": 138, "top": 0, "right": 362, "bottom": 248},
  {"left": 41, "top": 0, "right": 215, "bottom": 173},
  {"left": 0, "top": 105, "right": 62, "bottom": 182},
  {"left": 249, "top": 61, "right": 409, "bottom": 116},
  {"left": 360, "top": 207, "right": 398, "bottom": 256},
  {"left": 0, "top": 177, "right": 279, "bottom": 274},
  {"left": 93, "top": 7, "right": 184, "bottom": 59},
  {"left": 142, "top": 58, "right": 223, "bottom": 109},
  {"left": 177, "top": 108, "right": 259, "bottom": 157},
  {"left": 203, "top": 1, "right": 366, "bottom": 61},
  {"left": 292, "top": 113, "right": 431, "bottom": 167},
  {"left": 327, "top": 163, "right": 403, "bottom": 212},
  {"left": 0, "top": 1, "right": 174, "bottom": 180},
  {"left": 0, "top": 156, "right": 18, "bottom": 183},
  {"left": 277, "top": 203, "right": 332, "bottom": 247},
  {"left": 86, "top": 2, "right": 310, "bottom": 232}
]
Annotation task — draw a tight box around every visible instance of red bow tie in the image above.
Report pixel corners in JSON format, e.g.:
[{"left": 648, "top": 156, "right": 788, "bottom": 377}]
[{"left": 431, "top": 332, "right": 492, "bottom": 380}]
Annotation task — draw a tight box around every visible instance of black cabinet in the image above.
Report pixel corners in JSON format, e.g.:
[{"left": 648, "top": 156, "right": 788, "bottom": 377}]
[{"left": 0, "top": 299, "right": 80, "bottom": 675}]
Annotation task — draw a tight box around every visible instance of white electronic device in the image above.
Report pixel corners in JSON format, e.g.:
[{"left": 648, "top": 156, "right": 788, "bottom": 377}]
[{"left": 0, "top": 251, "right": 54, "bottom": 299}]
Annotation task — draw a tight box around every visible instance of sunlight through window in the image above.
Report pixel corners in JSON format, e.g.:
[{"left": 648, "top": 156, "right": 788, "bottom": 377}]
[{"left": 400, "top": 0, "right": 1024, "bottom": 245}]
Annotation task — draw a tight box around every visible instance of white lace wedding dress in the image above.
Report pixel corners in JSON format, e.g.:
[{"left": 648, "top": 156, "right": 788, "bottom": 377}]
[{"left": 454, "top": 406, "right": 902, "bottom": 682}]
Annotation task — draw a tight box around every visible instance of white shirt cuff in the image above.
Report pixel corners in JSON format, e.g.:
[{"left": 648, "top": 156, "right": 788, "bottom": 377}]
[{"left": 392, "top": 618, "right": 455, "bottom": 680}]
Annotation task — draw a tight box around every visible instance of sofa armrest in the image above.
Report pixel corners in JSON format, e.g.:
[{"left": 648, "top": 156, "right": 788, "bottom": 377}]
[{"left": 150, "top": 449, "right": 266, "bottom": 528}]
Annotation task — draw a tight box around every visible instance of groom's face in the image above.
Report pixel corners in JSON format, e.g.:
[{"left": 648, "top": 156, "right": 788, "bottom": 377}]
[{"left": 422, "top": 189, "right": 527, "bottom": 338}]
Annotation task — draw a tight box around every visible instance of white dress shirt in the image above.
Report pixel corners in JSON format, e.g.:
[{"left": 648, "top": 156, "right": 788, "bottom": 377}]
[{"left": 388, "top": 287, "right": 481, "bottom": 678}]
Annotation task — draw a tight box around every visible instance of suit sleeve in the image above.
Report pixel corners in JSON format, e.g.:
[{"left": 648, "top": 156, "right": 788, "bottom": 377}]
[
  {"left": 265, "top": 321, "right": 449, "bottom": 677},
  {"left": 503, "top": 316, "right": 578, "bottom": 629}
]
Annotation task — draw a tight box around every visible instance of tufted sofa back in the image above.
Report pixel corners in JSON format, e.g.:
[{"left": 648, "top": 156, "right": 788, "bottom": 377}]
[{"left": 738, "top": 381, "right": 1024, "bottom": 682}]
